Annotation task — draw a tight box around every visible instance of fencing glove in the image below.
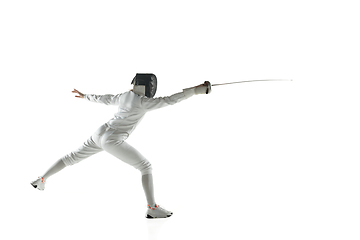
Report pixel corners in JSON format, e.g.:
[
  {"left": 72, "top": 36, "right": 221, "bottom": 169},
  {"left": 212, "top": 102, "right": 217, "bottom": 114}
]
[{"left": 183, "top": 81, "right": 211, "bottom": 98}]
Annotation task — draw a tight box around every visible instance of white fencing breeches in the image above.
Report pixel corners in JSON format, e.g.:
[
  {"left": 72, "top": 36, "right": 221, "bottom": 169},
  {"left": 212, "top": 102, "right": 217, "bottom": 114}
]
[{"left": 61, "top": 124, "right": 152, "bottom": 175}]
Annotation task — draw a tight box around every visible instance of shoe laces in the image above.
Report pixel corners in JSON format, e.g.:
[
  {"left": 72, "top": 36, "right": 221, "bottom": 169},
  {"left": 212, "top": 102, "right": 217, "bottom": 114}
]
[
  {"left": 157, "top": 205, "right": 167, "bottom": 211},
  {"left": 148, "top": 204, "right": 165, "bottom": 211},
  {"left": 147, "top": 204, "right": 169, "bottom": 212}
]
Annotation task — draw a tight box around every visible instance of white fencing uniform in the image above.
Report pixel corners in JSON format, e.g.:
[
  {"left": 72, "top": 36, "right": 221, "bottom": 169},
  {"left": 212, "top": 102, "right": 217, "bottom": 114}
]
[{"left": 60, "top": 90, "right": 194, "bottom": 175}]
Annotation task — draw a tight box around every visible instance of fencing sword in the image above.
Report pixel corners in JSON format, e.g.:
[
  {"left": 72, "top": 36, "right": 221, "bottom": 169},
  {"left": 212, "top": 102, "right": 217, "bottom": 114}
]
[
  {"left": 186, "top": 79, "right": 292, "bottom": 94},
  {"left": 211, "top": 79, "right": 292, "bottom": 87}
]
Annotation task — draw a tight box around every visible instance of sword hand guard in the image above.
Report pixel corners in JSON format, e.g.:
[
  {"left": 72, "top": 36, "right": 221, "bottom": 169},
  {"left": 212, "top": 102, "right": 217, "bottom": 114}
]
[{"left": 204, "top": 81, "right": 211, "bottom": 94}]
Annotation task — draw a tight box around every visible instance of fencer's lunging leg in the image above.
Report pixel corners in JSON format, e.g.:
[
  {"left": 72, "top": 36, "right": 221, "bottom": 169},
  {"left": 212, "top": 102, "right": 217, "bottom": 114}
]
[
  {"left": 100, "top": 131, "right": 172, "bottom": 218},
  {"left": 101, "top": 136, "right": 158, "bottom": 206},
  {"left": 142, "top": 174, "right": 155, "bottom": 206},
  {"left": 102, "top": 139, "right": 154, "bottom": 204}
]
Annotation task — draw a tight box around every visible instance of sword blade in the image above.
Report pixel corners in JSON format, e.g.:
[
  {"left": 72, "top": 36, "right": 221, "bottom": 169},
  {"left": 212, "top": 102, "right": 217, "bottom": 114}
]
[{"left": 211, "top": 79, "right": 292, "bottom": 87}]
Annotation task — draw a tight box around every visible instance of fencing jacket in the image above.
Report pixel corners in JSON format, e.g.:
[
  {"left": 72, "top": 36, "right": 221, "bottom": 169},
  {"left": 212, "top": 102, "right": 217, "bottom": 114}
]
[{"left": 84, "top": 89, "right": 195, "bottom": 136}]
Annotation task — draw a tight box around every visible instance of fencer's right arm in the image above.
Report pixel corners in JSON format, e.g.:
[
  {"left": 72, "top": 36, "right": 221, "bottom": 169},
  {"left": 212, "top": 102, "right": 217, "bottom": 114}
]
[
  {"left": 140, "top": 82, "right": 211, "bottom": 111},
  {"left": 83, "top": 93, "right": 122, "bottom": 106}
]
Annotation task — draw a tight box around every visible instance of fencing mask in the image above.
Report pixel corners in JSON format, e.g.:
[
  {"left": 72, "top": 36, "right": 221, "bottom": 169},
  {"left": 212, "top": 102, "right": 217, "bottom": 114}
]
[{"left": 131, "top": 73, "right": 157, "bottom": 98}]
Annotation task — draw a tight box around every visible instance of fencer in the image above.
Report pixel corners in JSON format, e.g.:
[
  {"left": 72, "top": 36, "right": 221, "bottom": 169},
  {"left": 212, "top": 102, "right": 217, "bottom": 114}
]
[{"left": 31, "top": 73, "right": 211, "bottom": 219}]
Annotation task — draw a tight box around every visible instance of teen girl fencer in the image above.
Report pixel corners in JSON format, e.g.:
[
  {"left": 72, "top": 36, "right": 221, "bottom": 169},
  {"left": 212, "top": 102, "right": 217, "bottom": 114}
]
[{"left": 31, "top": 74, "right": 211, "bottom": 219}]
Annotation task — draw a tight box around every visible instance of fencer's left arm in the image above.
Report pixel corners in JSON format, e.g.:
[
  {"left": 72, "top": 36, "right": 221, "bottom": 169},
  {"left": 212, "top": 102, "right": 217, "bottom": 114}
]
[{"left": 83, "top": 93, "right": 122, "bottom": 106}]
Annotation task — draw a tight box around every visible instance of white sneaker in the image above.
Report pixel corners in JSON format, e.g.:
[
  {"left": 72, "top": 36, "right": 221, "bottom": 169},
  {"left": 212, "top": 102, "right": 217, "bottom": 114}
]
[
  {"left": 146, "top": 204, "right": 173, "bottom": 219},
  {"left": 30, "top": 177, "right": 46, "bottom": 191}
]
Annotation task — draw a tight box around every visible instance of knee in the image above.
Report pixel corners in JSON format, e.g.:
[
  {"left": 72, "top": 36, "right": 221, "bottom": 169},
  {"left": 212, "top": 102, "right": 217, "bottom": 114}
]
[
  {"left": 61, "top": 152, "right": 80, "bottom": 166},
  {"left": 138, "top": 160, "right": 153, "bottom": 175}
]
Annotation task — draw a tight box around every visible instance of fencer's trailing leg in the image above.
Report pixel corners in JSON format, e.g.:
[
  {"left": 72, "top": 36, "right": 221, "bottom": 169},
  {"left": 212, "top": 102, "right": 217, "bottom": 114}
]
[
  {"left": 142, "top": 174, "right": 173, "bottom": 219},
  {"left": 31, "top": 159, "right": 66, "bottom": 190},
  {"left": 31, "top": 135, "right": 103, "bottom": 190},
  {"left": 42, "top": 159, "right": 66, "bottom": 181}
]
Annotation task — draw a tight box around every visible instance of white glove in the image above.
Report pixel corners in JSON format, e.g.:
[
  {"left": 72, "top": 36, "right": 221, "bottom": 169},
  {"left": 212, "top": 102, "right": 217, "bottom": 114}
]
[{"left": 183, "top": 81, "right": 212, "bottom": 98}]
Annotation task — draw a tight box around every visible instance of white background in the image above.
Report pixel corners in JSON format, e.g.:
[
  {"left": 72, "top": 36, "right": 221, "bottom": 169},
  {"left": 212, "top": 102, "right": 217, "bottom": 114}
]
[{"left": 1, "top": 0, "right": 359, "bottom": 239}]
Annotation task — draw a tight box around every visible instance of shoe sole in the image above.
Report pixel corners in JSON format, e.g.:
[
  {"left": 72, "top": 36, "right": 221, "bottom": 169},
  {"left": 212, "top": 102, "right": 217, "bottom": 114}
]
[{"left": 146, "top": 213, "right": 173, "bottom": 219}]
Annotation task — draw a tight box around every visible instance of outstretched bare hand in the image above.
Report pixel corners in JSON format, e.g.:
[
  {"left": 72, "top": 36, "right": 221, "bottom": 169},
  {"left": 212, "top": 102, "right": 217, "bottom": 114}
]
[{"left": 72, "top": 89, "right": 85, "bottom": 98}]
